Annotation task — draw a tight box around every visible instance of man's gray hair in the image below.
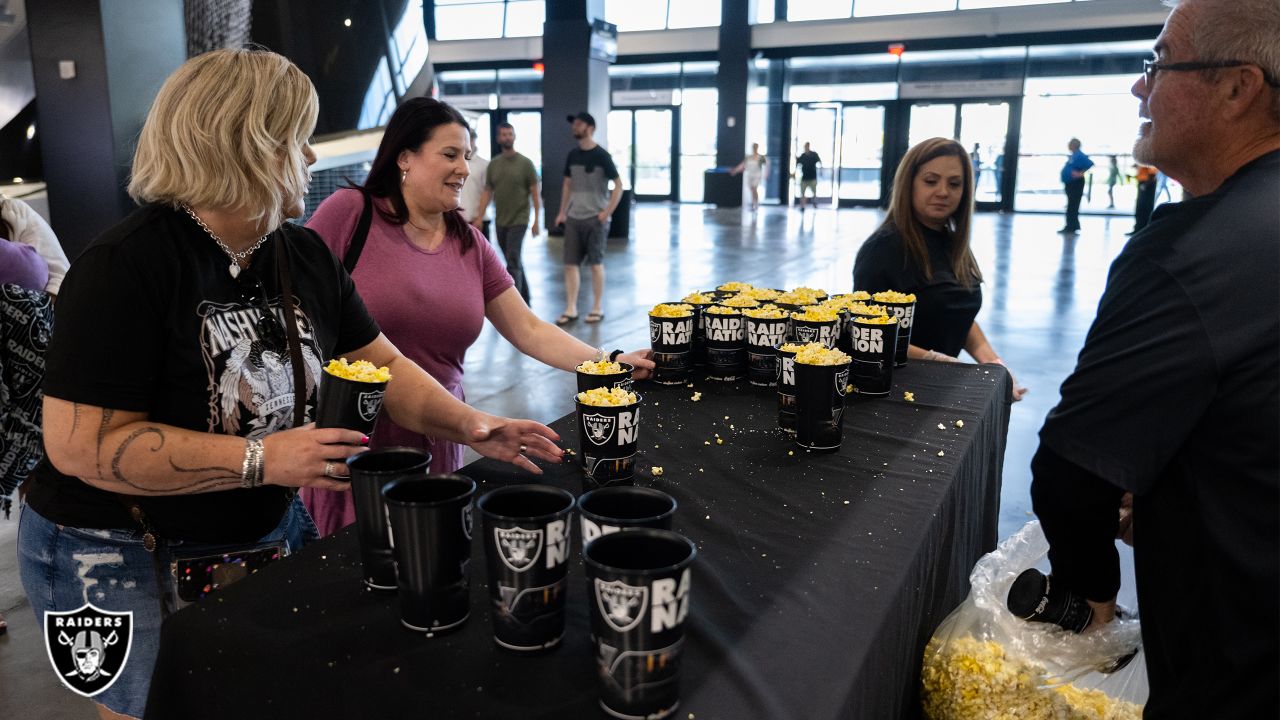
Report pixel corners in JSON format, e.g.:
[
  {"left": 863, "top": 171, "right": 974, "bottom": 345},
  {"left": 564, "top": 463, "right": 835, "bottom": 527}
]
[{"left": 1164, "top": 0, "right": 1280, "bottom": 109}]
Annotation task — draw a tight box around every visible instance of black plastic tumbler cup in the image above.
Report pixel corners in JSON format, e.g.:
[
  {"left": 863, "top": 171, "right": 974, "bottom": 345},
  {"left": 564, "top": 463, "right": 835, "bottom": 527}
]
[
  {"left": 793, "top": 358, "right": 852, "bottom": 451},
  {"left": 478, "top": 484, "right": 576, "bottom": 652},
  {"left": 577, "top": 362, "right": 636, "bottom": 394},
  {"left": 848, "top": 316, "right": 898, "bottom": 396},
  {"left": 703, "top": 309, "right": 745, "bottom": 381},
  {"left": 879, "top": 299, "right": 916, "bottom": 368},
  {"left": 649, "top": 310, "right": 694, "bottom": 385},
  {"left": 578, "top": 486, "right": 676, "bottom": 547},
  {"left": 776, "top": 343, "right": 799, "bottom": 433},
  {"left": 790, "top": 316, "right": 839, "bottom": 349},
  {"left": 316, "top": 369, "right": 387, "bottom": 435},
  {"left": 688, "top": 302, "right": 709, "bottom": 368},
  {"left": 348, "top": 448, "right": 432, "bottom": 590},
  {"left": 745, "top": 316, "right": 788, "bottom": 387},
  {"left": 577, "top": 393, "right": 643, "bottom": 484},
  {"left": 381, "top": 474, "right": 476, "bottom": 633},
  {"left": 584, "top": 529, "right": 696, "bottom": 720}
]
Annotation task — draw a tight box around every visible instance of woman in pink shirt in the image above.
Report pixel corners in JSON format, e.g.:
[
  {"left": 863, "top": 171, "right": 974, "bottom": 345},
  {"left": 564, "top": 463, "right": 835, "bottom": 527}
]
[{"left": 303, "top": 98, "right": 653, "bottom": 536}]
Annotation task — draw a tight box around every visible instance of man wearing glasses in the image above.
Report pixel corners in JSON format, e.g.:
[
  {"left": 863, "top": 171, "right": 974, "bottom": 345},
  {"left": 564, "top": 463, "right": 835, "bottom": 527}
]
[{"left": 1031, "top": 0, "right": 1278, "bottom": 717}]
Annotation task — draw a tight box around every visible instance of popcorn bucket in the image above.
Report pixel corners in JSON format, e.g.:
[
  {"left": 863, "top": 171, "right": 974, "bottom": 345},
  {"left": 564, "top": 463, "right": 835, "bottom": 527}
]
[
  {"left": 703, "top": 310, "right": 745, "bottom": 381},
  {"left": 775, "top": 343, "right": 799, "bottom": 434},
  {"left": 880, "top": 299, "right": 916, "bottom": 368},
  {"left": 577, "top": 486, "right": 676, "bottom": 547},
  {"left": 790, "top": 317, "right": 839, "bottom": 349},
  {"left": 584, "top": 529, "right": 696, "bottom": 720},
  {"left": 381, "top": 474, "right": 475, "bottom": 634},
  {"left": 848, "top": 316, "right": 898, "bottom": 396},
  {"left": 745, "top": 316, "right": 788, "bottom": 387},
  {"left": 577, "top": 393, "right": 643, "bottom": 484},
  {"left": 576, "top": 362, "right": 636, "bottom": 394},
  {"left": 315, "top": 369, "right": 387, "bottom": 435},
  {"left": 649, "top": 311, "right": 694, "bottom": 385},
  {"left": 793, "top": 358, "right": 852, "bottom": 451}
]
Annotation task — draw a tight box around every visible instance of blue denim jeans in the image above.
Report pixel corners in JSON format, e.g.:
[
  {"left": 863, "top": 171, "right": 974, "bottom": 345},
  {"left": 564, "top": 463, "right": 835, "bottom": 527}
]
[{"left": 17, "top": 495, "right": 318, "bottom": 718}]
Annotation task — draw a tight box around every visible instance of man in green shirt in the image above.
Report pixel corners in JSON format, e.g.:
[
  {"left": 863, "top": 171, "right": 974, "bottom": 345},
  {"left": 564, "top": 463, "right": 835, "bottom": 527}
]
[{"left": 481, "top": 122, "right": 541, "bottom": 303}]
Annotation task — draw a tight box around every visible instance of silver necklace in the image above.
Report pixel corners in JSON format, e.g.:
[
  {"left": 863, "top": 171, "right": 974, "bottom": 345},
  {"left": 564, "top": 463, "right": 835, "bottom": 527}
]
[{"left": 181, "top": 204, "right": 269, "bottom": 278}]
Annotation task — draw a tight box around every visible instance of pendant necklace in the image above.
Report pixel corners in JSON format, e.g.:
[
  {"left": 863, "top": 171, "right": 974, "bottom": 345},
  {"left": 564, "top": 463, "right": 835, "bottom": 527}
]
[{"left": 182, "top": 204, "right": 269, "bottom": 278}]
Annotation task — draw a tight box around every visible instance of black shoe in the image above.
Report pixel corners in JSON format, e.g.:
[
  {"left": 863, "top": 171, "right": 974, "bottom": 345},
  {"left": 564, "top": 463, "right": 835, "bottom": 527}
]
[{"left": 1057, "top": 227, "right": 1078, "bottom": 234}]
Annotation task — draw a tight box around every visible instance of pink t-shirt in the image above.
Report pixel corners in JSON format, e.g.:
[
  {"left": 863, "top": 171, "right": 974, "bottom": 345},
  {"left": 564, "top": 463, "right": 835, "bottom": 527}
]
[{"left": 302, "top": 189, "right": 512, "bottom": 534}]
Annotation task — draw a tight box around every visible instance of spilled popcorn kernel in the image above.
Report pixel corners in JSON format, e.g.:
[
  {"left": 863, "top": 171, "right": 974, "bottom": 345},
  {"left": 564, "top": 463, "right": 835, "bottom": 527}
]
[
  {"left": 651, "top": 467, "right": 664, "bottom": 477},
  {"left": 955, "top": 420, "right": 965, "bottom": 428},
  {"left": 937, "top": 450, "right": 946, "bottom": 457},
  {"left": 904, "top": 391, "right": 916, "bottom": 402},
  {"left": 716, "top": 437, "right": 724, "bottom": 445},
  {"left": 691, "top": 392, "right": 702, "bottom": 401},
  {"left": 937, "top": 423, "right": 946, "bottom": 430}
]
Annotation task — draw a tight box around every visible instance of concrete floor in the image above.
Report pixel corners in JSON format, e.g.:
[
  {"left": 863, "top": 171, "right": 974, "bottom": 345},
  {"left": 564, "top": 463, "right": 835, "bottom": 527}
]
[{"left": 0, "top": 202, "right": 1138, "bottom": 717}]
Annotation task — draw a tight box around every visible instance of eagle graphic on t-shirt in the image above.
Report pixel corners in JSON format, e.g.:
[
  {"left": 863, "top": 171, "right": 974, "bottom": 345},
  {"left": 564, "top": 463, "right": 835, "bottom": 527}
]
[{"left": 198, "top": 298, "right": 322, "bottom": 439}]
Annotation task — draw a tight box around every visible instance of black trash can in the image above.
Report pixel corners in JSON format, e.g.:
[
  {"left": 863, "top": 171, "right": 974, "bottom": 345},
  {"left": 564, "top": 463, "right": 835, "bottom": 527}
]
[
  {"left": 608, "top": 189, "right": 633, "bottom": 238},
  {"left": 704, "top": 168, "right": 741, "bottom": 208}
]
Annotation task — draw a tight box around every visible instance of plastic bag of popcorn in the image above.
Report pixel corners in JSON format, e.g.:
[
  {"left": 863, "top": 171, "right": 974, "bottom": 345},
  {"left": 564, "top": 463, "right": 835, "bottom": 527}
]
[{"left": 921, "top": 521, "right": 1147, "bottom": 720}]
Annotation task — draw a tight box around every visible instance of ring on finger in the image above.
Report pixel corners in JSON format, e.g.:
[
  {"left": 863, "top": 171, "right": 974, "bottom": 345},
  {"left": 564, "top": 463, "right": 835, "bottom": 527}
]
[
  {"left": 519, "top": 444, "right": 528, "bottom": 455},
  {"left": 324, "top": 461, "right": 337, "bottom": 478}
]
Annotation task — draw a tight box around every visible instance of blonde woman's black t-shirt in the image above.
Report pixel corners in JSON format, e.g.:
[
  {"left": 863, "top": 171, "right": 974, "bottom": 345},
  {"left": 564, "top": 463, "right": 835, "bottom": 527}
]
[
  {"left": 25, "top": 204, "right": 380, "bottom": 543},
  {"left": 852, "top": 222, "right": 982, "bottom": 358}
]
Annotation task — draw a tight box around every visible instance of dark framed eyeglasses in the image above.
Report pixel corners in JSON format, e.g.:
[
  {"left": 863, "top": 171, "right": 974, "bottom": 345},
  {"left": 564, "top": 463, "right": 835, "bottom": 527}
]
[
  {"left": 1143, "top": 58, "right": 1280, "bottom": 89},
  {"left": 236, "top": 272, "right": 286, "bottom": 352}
]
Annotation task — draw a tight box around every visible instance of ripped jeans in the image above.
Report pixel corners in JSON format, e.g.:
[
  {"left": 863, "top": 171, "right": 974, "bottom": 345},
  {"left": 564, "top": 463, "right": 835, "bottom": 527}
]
[{"left": 17, "top": 497, "right": 318, "bottom": 718}]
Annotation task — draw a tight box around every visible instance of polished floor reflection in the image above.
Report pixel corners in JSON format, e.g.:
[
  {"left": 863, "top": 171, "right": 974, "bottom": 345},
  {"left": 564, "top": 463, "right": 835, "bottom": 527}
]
[{"left": 0, "top": 202, "right": 1135, "bottom": 719}]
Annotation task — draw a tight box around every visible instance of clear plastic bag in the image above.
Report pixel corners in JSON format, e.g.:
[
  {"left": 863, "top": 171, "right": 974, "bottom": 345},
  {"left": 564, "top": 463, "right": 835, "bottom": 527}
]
[{"left": 921, "top": 520, "right": 1147, "bottom": 720}]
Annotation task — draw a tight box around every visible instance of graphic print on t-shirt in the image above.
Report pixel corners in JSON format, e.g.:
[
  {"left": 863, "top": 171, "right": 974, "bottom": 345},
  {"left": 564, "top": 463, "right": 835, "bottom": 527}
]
[{"left": 198, "top": 297, "right": 322, "bottom": 438}]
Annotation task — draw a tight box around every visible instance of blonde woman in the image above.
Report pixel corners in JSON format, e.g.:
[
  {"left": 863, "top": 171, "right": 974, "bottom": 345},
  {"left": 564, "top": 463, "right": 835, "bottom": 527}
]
[
  {"left": 853, "top": 137, "right": 1026, "bottom": 400},
  {"left": 17, "top": 49, "right": 560, "bottom": 720}
]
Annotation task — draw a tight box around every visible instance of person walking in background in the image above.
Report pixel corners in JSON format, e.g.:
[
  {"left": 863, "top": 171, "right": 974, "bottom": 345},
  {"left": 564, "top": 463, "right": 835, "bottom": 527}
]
[
  {"left": 795, "top": 142, "right": 821, "bottom": 210},
  {"left": 460, "top": 126, "right": 489, "bottom": 239},
  {"left": 1130, "top": 163, "right": 1158, "bottom": 234},
  {"left": 554, "top": 112, "right": 622, "bottom": 326},
  {"left": 1031, "top": 0, "right": 1278, "bottom": 715},
  {"left": 1059, "top": 137, "right": 1093, "bottom": 234},
  {"left": 971, "top": 143, "right": 983, "bottom": 188},
  {"left": 730, "top": 142, "right": 768, "bottom": 211},
  {"left": 1106, "top": 155, "right": 1120, "bottom": 208},
  {"left": 484, "top": 122, "right": 540, "bottom": 303}
]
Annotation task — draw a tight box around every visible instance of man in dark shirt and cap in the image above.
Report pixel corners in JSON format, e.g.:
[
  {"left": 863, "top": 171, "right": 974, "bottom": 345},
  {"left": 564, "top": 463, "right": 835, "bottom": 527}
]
[{"left": 1031, "top": 0, "right": 1279, "bottom": 717}]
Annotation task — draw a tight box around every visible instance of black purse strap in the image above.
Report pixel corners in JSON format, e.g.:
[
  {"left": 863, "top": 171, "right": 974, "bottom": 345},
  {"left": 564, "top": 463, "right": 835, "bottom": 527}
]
[
  {"left": 342, "top": 191, "right": 374, "bottom": 274},
  {"left": 275, "top": 231, "right": 308, "bottom": 429}
]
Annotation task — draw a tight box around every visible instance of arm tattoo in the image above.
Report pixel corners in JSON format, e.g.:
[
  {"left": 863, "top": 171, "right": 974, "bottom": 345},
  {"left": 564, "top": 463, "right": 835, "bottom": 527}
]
[
  {"left": 104, "top": 426, "right": 241, "bottom": 494},
  {"left": 69, "top": 403, "right": 83, "bottom": 441},
  {"left": 94, "top": 408, "right": 115, "bottom": 477}
]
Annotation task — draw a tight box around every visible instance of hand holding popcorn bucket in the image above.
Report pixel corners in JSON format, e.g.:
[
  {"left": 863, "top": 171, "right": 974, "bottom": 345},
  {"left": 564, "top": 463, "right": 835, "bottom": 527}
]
[
  {"left": 316, "top": 358, "right": 390, "bottom": 435},
  {"left": 576, "top": 387, "right": 642, "bottom": 486}
]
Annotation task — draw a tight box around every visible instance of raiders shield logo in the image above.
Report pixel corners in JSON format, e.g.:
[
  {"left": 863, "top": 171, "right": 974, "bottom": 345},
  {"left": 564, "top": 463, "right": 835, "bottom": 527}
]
[
  {"left": 835, "top": 368, "right": 850, "bottom": 396},
  {"left": 595, "top": 579, "right": 648, "bottom": 633},
  {"left": 583, "top": 413, "right": 616, "bottom": 446},
  {"left": 461, "top": 504, "right": 474, "bottom": 540},
  {"left": 612, "top": 377, "right": 634, "bottom": 392},
  {"left": 649, "top": 320, "right": 660, "bottom": 344},
  {"left": 357, "top": 390, "right": 385, "bottom": 422},
  {"left": 44, "top": 604, "right": 133, "bottom": 698},
  {"left": 795, "top": 326, "right": 818, "bottom": 343},
  {"left": 495, "top": 527, "right": 543, "bottom": 572}
]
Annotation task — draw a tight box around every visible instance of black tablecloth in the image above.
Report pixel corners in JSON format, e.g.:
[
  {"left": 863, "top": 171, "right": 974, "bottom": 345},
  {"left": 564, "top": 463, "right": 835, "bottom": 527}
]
[{"left": 146, "top": 361, "right": 1011, "bottom": 720}]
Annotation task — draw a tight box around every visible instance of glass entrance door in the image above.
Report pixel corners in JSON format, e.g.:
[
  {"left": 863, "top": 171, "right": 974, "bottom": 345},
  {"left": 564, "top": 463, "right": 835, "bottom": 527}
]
[
  {"left": 606, "top": 108, "right": 675, "bottom": 201},
  {"left": 904, "top": 99, "right": 1015, "bottom": 209},
  {"left": 792, "top": 105, "right": 838, "bottom": 205},
  {"left": 838, "top": 105, "right": 886, "bottom": 202}
]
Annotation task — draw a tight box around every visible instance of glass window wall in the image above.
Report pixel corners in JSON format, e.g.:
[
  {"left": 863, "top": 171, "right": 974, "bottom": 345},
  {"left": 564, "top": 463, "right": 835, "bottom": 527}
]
[
  {"left": 434, "top": 0, "right": 545, "bottom": 40},
  {"left": 605, "top": 0, "right": 720, "bottom": 31}
]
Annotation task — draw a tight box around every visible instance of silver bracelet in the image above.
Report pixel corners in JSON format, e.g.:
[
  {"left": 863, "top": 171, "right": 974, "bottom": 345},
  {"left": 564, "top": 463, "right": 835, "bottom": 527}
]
[
  {"left": 241, "top": 439, "right": 265, "bottom": 489},
  {"left": 595, "top": 346, "right": 607, "bottom": 362}
]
